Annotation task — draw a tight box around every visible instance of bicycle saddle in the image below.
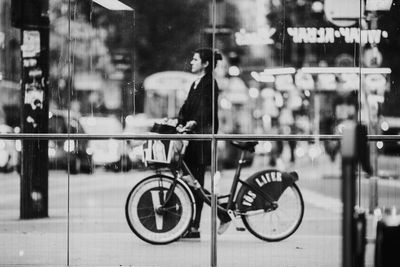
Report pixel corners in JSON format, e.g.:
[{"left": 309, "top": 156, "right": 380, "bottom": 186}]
[{"left": 230, "top": 141, "right": 258, "bottom": 152}]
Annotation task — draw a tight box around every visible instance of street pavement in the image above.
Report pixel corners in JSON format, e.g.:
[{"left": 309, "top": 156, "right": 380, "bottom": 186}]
[{"left": 0, "top": 151, "right": 399, "bottom": 267}]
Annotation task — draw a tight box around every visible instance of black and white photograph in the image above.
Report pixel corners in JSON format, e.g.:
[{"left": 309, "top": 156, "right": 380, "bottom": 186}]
[{"left": 0, "top": 0, "right": 400, "bottom": 266}]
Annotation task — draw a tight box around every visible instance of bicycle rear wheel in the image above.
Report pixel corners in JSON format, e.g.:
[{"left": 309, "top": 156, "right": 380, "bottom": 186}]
[
  {"left": 125, "top": 174, "right": 194, "bottom": 244},
  {"left": 239, "top": 183, "right": 304, "bottom": 242}
]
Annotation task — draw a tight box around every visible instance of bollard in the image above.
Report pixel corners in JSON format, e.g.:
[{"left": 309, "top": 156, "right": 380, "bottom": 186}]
[
  {"left": 341, "top": 123, "right": 371, "bottom": 267},
  {"left": 354, "top": 209, "right": 366, "bottom": 267},
  {"left": 375, "top": 207, "right": 400, "bottom": 267},
  {"left": 341, "top": 122, "right": 357, "bottom": 267}
]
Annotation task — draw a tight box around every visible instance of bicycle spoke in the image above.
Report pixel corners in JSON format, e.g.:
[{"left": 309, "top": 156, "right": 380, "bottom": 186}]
[
  {"left": 163, "top": 210, "right": 183, "bottom": 217},
  {"left": 162, "top": 205, "right": 181, "bottom": 211},
  {"left": 240, "top": 183, "right": 304, "bottom": 242},
  {"left": 136, "top": 207, "right": 156, "bottom": 211},
  {"left": 138, "top": 214, "right": 156, "bottom": 220}
]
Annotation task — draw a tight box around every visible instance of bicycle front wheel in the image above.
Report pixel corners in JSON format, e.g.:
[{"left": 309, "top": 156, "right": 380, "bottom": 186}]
[
  {"left": 240, "top": 183, "right": 304, "bottom": 242},
  {"left": 125, "top": 174, "right": 194, "bottom": 244}
]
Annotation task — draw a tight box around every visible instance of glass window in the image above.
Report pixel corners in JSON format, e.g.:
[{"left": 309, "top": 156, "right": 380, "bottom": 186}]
[{"left": 1, "top": 0, "right": 399, "bottom": 266}]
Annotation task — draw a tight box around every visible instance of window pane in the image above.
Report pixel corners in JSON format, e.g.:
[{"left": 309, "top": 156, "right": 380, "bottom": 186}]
[
  {"left": 1, "top": 0, "right": 69, "bottom": 265},
  {"left": 216, "top": 140, "right": 342, "bottom": 266},
  {"left": 1, "top": 0, "right": 400, "bottom": 266},
  {"left": 68, "top": 0, "right": 213, "bottom": 265}
]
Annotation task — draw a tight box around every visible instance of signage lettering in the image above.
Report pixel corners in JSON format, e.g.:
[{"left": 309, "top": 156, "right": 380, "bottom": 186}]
[
  {"left": 287, "top": 27, "right": 388, "bottom": 44},
  {"left": 242, "top": 171, "right": 282, "bottom": 207},
  {"left": 242, "top": 190, "right": 257, "bottom": 207},
  {"left": 235, "top": 26, "right": 387, "bottom": 46},
  {"left": 255, "top": 171, "right": 282, "bottom": 187},
  {"left": 235, "top": 27, "right": 276, "bottom": 46}
]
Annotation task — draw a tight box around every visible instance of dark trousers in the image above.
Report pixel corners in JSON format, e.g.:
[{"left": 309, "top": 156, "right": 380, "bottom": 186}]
[{"left": 185, "top": 161, "right": 206, "bottom": 229}]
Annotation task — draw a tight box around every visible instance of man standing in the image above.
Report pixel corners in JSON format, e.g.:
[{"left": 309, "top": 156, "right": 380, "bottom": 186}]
[{"left": 177, "top": 48, "right": 224, "bottom": 238}]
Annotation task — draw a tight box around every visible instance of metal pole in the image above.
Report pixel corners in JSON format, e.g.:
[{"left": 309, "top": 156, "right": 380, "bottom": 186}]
[
  {"left": 211, "top": 1, "right": 217, "bottom": 266},
  {"left": 342, "top": 158, "right": 356, "bottom": 267},
  {"left": 17, "top": 0, "right": 50, "bottom": 219},
  {"left": 341, "top": 122, "right": 357, "bottom": 267},
  {"left": 368, "top": 11, "right": 379, "bottom": 214}
]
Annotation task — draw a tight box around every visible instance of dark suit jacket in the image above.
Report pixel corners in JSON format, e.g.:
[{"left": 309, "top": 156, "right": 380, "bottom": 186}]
[{"left": 178, "top": 72, "right": 219, "bottom": 165}]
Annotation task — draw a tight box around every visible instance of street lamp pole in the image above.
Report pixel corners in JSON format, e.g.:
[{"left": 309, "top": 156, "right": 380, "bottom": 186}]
[
  {"left": 12, "top": 0, "right": 50, "bottom": 219},
  {"left": 364, "top": 0, "right": 393, "bottom": 214}
]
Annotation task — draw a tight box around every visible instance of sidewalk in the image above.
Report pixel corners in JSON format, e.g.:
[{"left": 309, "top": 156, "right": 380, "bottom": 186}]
[
  {"left": 0, "top": 168, "right": 343, "bottom": 267},
  {"left": 0, "top": 150, "right": 397, "bottom": 266}
]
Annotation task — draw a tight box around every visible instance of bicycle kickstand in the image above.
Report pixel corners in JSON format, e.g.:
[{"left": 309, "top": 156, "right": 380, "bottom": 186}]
[{"left": 227, "top": 210, "right": 246, "bottom": 231}]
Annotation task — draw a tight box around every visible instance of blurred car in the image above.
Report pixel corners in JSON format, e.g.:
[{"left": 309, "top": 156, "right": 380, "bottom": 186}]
[
  {"left": 79, "top": 115, "right": 130, "bottom": 171},
  {"left": 48, "top": 110, "right": 94, "bottom": 174},
  {"left": 0, "top": 124, "right": 18, "bottom": 173}
]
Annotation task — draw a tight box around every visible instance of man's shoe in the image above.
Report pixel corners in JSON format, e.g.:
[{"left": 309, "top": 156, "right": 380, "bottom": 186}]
[
  {"left": 217, "top": 221, "right": 231, "bottom": 235},
  {"left": 182, "top": 227, "right": 200, "bottom": 239}
]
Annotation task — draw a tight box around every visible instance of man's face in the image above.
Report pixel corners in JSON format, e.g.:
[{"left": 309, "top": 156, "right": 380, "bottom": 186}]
[{"left": 190, "top": 53, "right": 206, "bottom": 74}]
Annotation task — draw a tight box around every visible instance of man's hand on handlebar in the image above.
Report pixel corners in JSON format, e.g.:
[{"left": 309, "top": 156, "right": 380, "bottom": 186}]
[{"left": 176, "top": 120, "right": 197, "bottom": 133}]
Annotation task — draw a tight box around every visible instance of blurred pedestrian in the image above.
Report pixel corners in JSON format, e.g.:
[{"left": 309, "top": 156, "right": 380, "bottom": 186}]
[{"left": 177, "top": 48, "right": 227, "bottom": 238}]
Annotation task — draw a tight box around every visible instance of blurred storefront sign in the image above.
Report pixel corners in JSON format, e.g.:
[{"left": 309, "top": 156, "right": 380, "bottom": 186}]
[
  {"left": 324, "top": 0, "right": 361, "bottom": 27},
  {"left": 287, "top": 27, "right": 388, "bottom": 44},
  {"left": 365, "top": 0, "right": 393, "bottom": 11},
  {"left": 235, "top": 27, "right": 276, "bottom": 46},
  {"left": 253, "top": 67, "right": 391, "bottom": 95},
  {"left": 301, "top": 67, "right": 390, "bottom": 93}
]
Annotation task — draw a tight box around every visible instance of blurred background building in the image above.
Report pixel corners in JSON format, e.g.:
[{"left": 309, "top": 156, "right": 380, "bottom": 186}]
[{"left": 0, "top": 0, "right": 399, "bottom": 164}]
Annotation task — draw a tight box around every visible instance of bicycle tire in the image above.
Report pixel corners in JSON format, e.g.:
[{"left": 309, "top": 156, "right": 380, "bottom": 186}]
[
  {"left": 237, "top": 171, "right": 304, "bottom": 242},
  {"left": 125, "top": 174, "right": 194, "bottom": 245}
]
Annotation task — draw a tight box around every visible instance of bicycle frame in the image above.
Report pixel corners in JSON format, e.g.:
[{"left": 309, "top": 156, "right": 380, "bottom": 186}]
[
  {"left": 157, "top": 149, "right": 278, "bottom": 217},
  {"left": 125, "top": 142, "right": 304, "bottom": 244},
  {"left": 220, "top": 151, "right": 278, "bottom": 215}
]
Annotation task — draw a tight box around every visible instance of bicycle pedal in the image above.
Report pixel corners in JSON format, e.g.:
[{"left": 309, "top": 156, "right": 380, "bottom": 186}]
[{"left": 227, "top": 210, "right": 246, "bottom": 232}]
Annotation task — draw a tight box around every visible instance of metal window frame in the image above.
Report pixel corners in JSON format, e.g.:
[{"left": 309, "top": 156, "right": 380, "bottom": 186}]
[{"left": 0, "top": 133, "right": 399, "bottom": 141}]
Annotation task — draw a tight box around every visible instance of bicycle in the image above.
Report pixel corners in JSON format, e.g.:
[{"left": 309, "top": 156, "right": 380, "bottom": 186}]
[{"left": 125, "top": 139, "right": 304, "bottom": 245}]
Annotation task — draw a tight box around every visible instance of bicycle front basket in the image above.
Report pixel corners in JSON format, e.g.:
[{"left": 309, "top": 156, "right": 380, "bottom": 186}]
[{"left": 142, "top": 138, "right": 188, "bottom": 166}]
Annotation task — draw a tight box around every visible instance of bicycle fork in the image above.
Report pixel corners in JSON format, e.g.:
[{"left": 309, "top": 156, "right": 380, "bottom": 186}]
[
  {"left": 225, "top": 151, "right": 248, "bottom": 232},
  {"left": 154, "top": 175, "right": 180, "bottom": 215}
]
